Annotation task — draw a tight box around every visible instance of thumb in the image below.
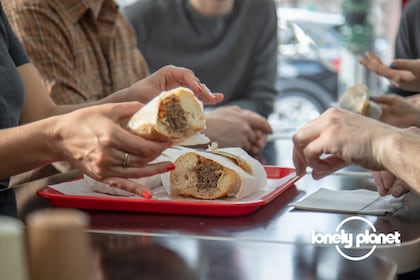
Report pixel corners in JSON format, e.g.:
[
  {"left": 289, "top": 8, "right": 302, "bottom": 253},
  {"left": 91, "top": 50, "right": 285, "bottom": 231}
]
[
  {"left": 392, "top": 59, "right": 420, "bottom": 73},
  {"left": 106, "top": 101, "right": 143, "bottom": 121}
]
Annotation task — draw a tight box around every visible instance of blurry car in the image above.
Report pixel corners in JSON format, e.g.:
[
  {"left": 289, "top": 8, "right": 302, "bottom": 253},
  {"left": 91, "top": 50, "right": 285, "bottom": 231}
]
[{"left": 269, "top": 7, "right": 344, "bottom": 131}]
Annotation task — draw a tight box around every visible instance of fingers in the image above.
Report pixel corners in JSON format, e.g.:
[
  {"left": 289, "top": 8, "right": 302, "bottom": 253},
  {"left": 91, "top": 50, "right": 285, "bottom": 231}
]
[
  {"left": 292, "top": 145, "right": 309, "bottom": 176},
  {"left": 101, "top": 160, "right": 174, "bottom": 183},
  {"left": 292, "top": 118, "right": 323, "bottom": 176},
  {"left": 364, "top": 51, "right": 382, "bottom": 62},
  {"left": 406, "top": 93, "right": 420, "bottom": 106},
  {"left": 372, "top": 171, "right": 410, "bottom": 197},
  {"left": 112, "top": 128, "right": 172, "bottom": 164},
  {"left": 360, "top": 52, "right": 401, "bottom": 79},
  {"left": 159, "top": 65, "right": 224, "bottom": 105},
  {"left": 105, "top": 101, "right": 143, "bottom": 121},
  {"left": 407, "top": 126, "right": 420, "bottom": 134},
  {"left": 311, "top": 155, "right": 348, "bottom": 179},
  {"left": 243, "top": 110, "right": 273, "bottom": 134},
  {"left": 389, "top": 181, "right": 410, "bottom": 197},
  {"left": 102, "top": 177, "right": 152, "bottom": 197},
  {"left": 372, "top": 170, "right": 395, "bottom": 196},
  {"left": 390, "top": 59, "right": 420, "bottom": 73},
  {"left": 371, "top": 94, "right": 401, "bottom": 105},
  {"left": 101, "top": 161, "right": 175, "bottom": 198}
]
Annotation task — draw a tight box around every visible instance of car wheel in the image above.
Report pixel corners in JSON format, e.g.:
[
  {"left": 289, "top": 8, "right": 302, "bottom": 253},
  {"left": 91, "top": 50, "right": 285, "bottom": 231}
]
[{"left": 270, "top": 78, "right": 335, "bottom": 131}]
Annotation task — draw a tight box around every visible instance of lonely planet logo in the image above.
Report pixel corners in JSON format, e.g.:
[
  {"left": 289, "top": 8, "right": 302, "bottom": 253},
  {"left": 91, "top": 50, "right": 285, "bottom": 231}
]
[{"left": 312, "top": 216, "right": 401, "bottom": 261}]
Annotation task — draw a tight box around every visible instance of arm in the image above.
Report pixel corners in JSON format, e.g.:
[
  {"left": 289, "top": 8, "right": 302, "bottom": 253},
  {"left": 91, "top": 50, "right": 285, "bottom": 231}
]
[
  {"left": 20, "top": 63, "right": 223, "bottom": 124},
  {"left": 292, "top": 108, "right": 420, "bottom": 194}
]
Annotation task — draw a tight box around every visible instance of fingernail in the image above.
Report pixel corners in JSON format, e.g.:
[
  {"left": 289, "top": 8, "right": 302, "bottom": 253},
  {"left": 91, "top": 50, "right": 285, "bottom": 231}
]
[
  {"left": 166, "top": 163, "right": 176, "bottom": 171},
  {"left": 202, "top": 83, "right": 215, "bottom": 97},
  {"left": 142, "top": 191, "right": 152, "bottom": 199},
  {"left": 195, "top": 83, "right": 203, "bottom": 93},
  {"left": 389, "top": 62, "right": 398, "bottom": 69}
]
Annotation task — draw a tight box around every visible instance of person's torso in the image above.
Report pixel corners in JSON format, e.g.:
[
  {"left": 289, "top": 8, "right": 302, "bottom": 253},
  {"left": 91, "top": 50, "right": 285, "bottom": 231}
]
[{"left": 128, "top": 0, "right": 270, "bottom": 103}]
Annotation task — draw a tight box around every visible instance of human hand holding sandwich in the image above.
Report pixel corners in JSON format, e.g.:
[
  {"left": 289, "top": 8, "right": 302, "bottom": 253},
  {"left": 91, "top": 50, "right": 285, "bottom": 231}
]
[
  {"left": 371, "top": 94, "right": 420, "bottom": 128},
  {"left": 49, "top": 66, "right": 224, "bottom": 198},
  {"left": 110, "top": 65, "right": 224, "bottom": 106}
]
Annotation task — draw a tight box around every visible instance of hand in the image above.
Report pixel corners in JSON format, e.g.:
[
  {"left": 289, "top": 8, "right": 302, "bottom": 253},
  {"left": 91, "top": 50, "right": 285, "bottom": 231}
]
[
  {"left": 372, "top": 170, "right": 410, "bottom": 197},
  {"left": 406, "top": 93, "right": 420, "bottom": 107},
  {"left": 360, "top": 51, "right": 420, "bottom": 92},
  {"left": 292, "top": 108, "right": 395, "bottom": 179},
  {"left": 204, "top": 106, "right": 272, "bottom": 155},
  {"left": 53, "top": 102, "right": 174, "bottom": 196},
  {"left": 126, "top": 65, "right": 224, "bottom": 105},
  {"left": 372, "top": 126, "right": 420, "bottom": 197},
  {"left": 372, "top": 94, "right": 420, "bottom": 128}
]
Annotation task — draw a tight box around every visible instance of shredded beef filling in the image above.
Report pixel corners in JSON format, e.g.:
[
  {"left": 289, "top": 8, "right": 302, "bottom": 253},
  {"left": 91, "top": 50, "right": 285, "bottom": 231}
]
[
  {"left": 194, "top": 159, "right": 222, "bottom": 190},
  {"left": 163, "top": 98, "right": 188, "bottom": 133}
]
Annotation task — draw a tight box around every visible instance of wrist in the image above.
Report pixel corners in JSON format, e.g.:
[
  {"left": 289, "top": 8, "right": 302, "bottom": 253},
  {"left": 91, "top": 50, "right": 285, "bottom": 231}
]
[
  {"left": 43, "top": 115, "right": 67, "bottom": 163},
  {"left": 374, "top": 128, "right": 404, "bottom": 170}
]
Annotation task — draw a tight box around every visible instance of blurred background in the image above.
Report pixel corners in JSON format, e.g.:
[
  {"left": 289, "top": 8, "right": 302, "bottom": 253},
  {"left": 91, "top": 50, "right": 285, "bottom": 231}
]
[
  {"left": 117, "top": 0, "right": 404, "bottom": 166},
  {"left": 270, "top": 0, "right": 401, "bottom": 135},
  {"left": 268, "top": 0, "right": 402, "bottom": 166}
]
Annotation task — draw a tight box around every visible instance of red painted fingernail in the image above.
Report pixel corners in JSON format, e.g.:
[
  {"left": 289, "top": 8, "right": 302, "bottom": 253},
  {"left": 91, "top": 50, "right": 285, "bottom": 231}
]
[
  {"left": 166, "top": 164, "right": 176, "bottom": 171},
  {"left": 142, "top": 191, "right": 152, "bottom": 199}
]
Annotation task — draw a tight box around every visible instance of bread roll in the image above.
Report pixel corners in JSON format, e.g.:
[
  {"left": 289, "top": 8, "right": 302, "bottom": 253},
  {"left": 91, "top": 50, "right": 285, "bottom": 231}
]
[
  {"left": 166, "top": 146, "right": 267, "bottom": 200},
  {"left": 127, "top": 87, "right": 206, "bottom": 141},
  {"left": 338, "top": 83, "right": 382, "bottom": 119},
  {"left": 170, "top": 152, "right": 241, "bottom": 199}
]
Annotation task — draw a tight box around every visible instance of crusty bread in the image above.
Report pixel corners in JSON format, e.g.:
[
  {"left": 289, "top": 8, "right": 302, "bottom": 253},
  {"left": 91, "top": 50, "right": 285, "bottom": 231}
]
[
  {"left": 338, "top": 83, "right": 382, "bottom": 119},
  {"left": 170, "top": 152, "right": 240, "bottom": 200},
  {"left": 207, "top": 150, "right": 252, "bottom": 174},
  {"left": 128, "top": 87, "right": 205, "bottom": 141}
]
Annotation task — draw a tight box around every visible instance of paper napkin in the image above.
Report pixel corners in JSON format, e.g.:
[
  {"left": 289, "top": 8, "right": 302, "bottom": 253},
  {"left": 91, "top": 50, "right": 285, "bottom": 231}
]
[{"left": 290, "top": 188, "right": 404, "bottom": 215}]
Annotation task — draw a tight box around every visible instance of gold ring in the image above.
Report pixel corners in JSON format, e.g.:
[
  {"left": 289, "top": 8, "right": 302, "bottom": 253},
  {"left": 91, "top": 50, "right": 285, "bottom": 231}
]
[{"left": 122, "top": 152, "right": 130, "bottom": 168}]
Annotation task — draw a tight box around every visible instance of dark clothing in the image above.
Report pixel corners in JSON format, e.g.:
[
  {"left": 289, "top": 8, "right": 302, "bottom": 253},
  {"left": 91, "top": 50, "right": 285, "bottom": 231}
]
[
  {"left": 0, "top": 4, "right": 28, "bottom": 130},
  {"left": 390, "top": 0, "right": 420, "bottom": 96},
  {"left": 124, "top": 0, "right": 278, "bottom": 117},
  {"left": 0, "top": 4, "right": 30, "bottom": 186}
]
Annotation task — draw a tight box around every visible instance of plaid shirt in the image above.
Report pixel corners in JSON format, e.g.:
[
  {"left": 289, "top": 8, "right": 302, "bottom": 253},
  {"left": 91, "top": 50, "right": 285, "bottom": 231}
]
[{"left": 3, "top": 0, "right": 149, "bottom": 104}]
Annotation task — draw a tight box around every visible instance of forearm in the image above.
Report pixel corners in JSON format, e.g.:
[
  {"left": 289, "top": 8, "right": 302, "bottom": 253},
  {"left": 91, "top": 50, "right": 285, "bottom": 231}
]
[
  {"left": 49, "top": 87, "right": 131, "bottom": 116},
  {"left": 0, "top": 117, "right": 59, "bottom": 179},
  {"left": 378, "top": 130, "right": 420, "bottom": 192}
]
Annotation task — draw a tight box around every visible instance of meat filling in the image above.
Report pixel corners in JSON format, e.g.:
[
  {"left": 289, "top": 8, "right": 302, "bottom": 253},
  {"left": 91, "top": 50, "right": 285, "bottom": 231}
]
[
  {"left": 160, "top": 97, "right": 188, "bottom": 133},
  {"left": 194, "top": 158, "right": 223, "bottom": 190}
]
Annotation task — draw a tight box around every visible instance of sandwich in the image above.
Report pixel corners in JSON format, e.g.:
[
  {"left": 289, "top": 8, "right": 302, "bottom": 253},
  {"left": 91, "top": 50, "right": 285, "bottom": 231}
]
[
  {"left": 338, "top": 83, "right": 382, "bottom": 119},
  {"left": 163, "top": 146, "right": 267, "bottom": 200},
  {"left": 127, "top": 87, "right": 208, "bottom": 143}
]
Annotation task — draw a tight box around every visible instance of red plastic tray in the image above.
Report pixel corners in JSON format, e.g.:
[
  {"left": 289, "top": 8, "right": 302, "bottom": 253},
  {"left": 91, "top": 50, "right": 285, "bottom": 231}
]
[{"left": 37, "top": 166, "right": 301, "bottom": 216}]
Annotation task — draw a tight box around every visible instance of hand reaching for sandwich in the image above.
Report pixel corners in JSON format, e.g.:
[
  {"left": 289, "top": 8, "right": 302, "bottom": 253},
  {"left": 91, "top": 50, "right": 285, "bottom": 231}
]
[
  {"left": 123, "top": 65, "right": 224, "bottom": 105},
  {"left": 359, "top": 51, "right": 420, "bottom": 92},
  {"left": 204, "top": 106, "right": 272, "bottom": 156}
]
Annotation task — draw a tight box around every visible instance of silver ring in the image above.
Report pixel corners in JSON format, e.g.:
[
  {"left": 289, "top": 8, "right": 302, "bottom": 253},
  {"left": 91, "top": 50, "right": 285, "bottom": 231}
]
[{"left": 122, "top": 152, "right": 130, "bottom": 168}]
